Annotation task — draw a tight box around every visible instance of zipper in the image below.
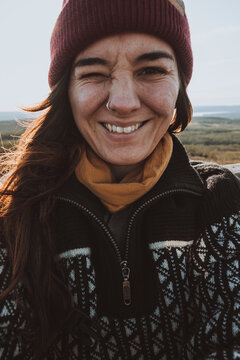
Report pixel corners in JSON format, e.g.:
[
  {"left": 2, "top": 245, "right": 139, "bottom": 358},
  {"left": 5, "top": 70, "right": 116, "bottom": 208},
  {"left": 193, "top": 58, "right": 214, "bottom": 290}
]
[
  {"left": 57, "top": 188, "right": 201, "bottom": 306},
  {"left": 121, "top": 261, "right": 131, "bottom": 306}
]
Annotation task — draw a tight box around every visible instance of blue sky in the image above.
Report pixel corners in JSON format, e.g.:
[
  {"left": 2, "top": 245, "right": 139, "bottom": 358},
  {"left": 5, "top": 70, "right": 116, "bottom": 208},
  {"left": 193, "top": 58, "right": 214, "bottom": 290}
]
[{"left": 0, "top": 0, "right": 240, "bottom": 111}]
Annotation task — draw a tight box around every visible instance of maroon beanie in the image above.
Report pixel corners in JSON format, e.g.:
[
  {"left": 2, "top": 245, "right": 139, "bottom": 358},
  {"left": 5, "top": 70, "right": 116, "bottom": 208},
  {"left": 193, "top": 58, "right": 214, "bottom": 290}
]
[{"left": 49, "top": 0, "right": 193, "bottom": 89}]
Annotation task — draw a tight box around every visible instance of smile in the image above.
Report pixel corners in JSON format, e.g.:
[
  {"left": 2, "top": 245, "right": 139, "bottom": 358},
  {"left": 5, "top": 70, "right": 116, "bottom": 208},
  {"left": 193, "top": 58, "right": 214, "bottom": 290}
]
[{"left": 102, "top": 122, "right": 146, "bottom": 134}]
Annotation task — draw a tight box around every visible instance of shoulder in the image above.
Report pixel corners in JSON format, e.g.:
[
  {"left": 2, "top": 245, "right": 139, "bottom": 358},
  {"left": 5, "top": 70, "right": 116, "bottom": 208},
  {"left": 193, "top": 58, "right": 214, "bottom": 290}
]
[
  {"left": 190, "top": 162, "right": 240, "bottom": 270},
  {"left": 191, "top": 160, "right": 240, "bottom": 182},
  {"left": 190, "top": 160, "right": 240, "bottom": 226}
]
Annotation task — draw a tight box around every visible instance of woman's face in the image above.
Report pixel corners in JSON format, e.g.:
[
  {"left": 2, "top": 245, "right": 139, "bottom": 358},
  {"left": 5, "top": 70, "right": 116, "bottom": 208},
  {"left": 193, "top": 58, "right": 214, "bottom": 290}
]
[{"left": 68, "top": 33, "right": 179, "bottom": 166}]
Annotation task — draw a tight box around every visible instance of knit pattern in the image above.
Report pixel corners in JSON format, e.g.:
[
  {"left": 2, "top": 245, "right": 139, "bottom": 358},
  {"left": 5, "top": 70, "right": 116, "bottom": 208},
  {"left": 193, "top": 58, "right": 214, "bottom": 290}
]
[
  {"left": 1, "top": 211, "right": 239, "bottom": 359},
  {"left": 0, "top": 249, "right": 26, "bottom": 359},
  {"left": 57, "top": 211, "right": 240, "bottom": 359}
]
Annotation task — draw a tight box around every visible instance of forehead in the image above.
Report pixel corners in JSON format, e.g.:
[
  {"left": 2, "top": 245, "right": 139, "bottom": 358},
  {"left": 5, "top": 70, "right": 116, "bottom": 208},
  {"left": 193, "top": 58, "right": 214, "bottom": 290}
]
[{"left": 74, "top": 33, "right": 176, "bottom": 64}]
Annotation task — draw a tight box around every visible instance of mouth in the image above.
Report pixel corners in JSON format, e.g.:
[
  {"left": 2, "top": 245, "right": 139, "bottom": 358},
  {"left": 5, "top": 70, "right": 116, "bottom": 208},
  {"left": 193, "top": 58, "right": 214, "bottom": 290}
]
[{"left": 101, "top": 120, "right": 148, "bottom": 134}]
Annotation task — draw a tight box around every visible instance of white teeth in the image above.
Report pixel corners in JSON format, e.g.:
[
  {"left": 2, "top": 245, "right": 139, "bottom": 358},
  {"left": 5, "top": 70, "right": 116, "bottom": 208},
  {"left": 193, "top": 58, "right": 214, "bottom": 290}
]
[
  {"left": 124, "top": 126, "right": 132, "bottom": 133},
  {"left": 116, "top": 126, "right": 123, "bottom": 133},
  {"left": 105, "top": 124, "right": 112, "bottom": 132},
  {"left": 103, "top": 123, "right": 142, "bottom": 133}
]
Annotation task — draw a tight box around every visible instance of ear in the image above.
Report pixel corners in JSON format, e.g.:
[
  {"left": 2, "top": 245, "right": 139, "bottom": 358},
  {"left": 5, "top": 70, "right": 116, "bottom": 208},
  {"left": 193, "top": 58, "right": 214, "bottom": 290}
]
[{"left": 168, "top": 0, "right": 185, "bottom": 16}]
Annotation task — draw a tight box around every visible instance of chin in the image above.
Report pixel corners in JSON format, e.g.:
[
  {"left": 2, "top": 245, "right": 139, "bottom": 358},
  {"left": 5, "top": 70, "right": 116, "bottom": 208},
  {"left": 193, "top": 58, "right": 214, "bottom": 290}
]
[{"left": 98, "top": 149, "right": 148, "bottom": 166}]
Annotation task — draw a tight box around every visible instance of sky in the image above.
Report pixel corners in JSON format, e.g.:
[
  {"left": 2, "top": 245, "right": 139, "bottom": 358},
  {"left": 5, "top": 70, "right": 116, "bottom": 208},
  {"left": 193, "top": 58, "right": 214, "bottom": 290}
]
[{"left": 0, "top": 0, "right": 240, "bottom": 111}]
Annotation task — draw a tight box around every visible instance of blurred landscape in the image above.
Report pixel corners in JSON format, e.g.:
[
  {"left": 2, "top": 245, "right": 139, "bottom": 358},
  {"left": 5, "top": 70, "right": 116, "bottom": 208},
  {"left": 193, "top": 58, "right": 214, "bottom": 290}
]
[
  {"left": 0, "top": 105, "right": 240, "bottom": 165},
  {"left": 178, "top": 105, "right": 240, "bottom": 164}
]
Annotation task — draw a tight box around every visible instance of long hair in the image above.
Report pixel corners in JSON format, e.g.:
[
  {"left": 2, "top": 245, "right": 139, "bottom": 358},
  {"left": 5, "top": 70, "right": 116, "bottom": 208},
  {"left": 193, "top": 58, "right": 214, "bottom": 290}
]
[
  {"left": 0, "top": 62, "right": 192, "bottom": 358},
  {"left": 0, "top": 64, "right": 83, "bottom": 358}
]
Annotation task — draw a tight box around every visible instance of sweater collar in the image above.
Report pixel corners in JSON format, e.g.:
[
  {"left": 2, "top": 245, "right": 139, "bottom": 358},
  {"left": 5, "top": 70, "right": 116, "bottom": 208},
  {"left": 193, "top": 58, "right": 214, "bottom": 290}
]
[
  {"left": 75, "top": 133, "right": 173, "bottom": 213},
  {"left": 57, "top": 134, "right": 205, "bottom": 217}
]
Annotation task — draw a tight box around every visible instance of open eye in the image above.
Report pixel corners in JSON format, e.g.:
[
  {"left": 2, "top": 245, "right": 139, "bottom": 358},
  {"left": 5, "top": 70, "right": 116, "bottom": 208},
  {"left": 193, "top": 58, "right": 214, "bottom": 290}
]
[{"left": 139, "top": 67, "right": 168, "bottom": 76}]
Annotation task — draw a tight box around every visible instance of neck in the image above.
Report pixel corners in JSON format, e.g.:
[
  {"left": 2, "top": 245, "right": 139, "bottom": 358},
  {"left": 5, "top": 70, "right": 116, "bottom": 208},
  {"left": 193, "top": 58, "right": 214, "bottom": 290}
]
[{"left": 109, "top": 163, "right": 142, "bottom": 182}]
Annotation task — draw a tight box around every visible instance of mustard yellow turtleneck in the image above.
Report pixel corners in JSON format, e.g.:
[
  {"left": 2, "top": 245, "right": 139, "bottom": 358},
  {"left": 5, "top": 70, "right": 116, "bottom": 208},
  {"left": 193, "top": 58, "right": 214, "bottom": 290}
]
[{"left": 75, "top": 132, "right": 173, "bottom": 213}]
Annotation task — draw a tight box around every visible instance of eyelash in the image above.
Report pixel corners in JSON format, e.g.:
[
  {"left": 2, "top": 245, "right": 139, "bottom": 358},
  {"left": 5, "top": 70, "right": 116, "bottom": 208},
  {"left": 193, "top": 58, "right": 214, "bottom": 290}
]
[
  {"left": 138, "top": 67, "right": 168, "bottom": 76},
  {"left": 80, "top": 72, "right": 108, "bottom": 79},
  {"left": 80, "top": 67, "right": 168, "bottom": 79}
]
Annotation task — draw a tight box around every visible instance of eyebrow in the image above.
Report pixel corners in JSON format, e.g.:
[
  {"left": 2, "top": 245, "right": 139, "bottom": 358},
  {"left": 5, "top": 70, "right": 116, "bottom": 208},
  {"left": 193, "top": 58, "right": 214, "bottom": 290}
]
[
  {"left": 74, "top": 57, "right": 109, "bottom": 68},
  {"left": 135, "top": 51, "right": 174, "bottom": 63},
  {"left": 73, "top": 50, "right": 174, "bottom": 69}
]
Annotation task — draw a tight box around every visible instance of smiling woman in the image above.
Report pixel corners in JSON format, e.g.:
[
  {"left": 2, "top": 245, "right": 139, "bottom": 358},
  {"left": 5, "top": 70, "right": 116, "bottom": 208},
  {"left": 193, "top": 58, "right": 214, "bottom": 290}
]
[
  {"left": 0, "top": 0, "right": 240, "bottom": 359},
  {"left": 68, "top": 34, "right": 180, "bottom": 173}
]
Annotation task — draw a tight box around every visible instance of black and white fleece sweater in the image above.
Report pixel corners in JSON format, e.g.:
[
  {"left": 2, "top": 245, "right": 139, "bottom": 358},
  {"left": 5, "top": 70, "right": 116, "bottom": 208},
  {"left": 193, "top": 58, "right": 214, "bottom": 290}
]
[{"left": 1, "top": 135, "right": 240, "bottom": 359}]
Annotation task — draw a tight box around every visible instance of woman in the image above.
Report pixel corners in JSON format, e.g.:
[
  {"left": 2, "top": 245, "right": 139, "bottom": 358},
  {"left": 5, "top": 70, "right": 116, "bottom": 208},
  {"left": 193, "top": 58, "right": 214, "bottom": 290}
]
[{"left": 0, "top": 0, "right": 240, "bottom": 359}]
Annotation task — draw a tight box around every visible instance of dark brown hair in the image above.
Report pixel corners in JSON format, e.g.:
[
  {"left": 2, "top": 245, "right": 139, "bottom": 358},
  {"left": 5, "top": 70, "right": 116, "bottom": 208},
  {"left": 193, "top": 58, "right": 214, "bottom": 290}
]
[
  {"left": 169, "top": 62, "right": 193, "bottom": 133},
  {"left": 0, "top": 65, "right": 82, "bottom": 358},
  {"left": 0, "top": 62, "right": 192, "bottom": 358}
]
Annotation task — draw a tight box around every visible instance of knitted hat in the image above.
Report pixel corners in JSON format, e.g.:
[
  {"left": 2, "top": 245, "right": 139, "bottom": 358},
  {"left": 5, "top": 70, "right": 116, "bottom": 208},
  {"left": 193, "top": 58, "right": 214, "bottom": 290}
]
[{"left": 49, "top": 0, "right": 193, "bottom": 89}]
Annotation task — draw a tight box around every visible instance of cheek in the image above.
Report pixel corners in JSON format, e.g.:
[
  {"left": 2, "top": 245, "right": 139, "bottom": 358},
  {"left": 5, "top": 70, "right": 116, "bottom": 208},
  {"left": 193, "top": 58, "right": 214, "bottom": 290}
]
[
  {"left": 69, "top": 83, "right": 107, "bottom": 118},
  {"left": 141, "top": 81, "right": 179, "bottom": 114}
]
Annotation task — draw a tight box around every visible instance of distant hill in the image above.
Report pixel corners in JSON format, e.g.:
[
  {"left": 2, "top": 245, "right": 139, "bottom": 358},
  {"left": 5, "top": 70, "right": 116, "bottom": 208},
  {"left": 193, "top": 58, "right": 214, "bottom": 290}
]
[{"left": 193, "top": 105, "right": 240, "bottom": 120}]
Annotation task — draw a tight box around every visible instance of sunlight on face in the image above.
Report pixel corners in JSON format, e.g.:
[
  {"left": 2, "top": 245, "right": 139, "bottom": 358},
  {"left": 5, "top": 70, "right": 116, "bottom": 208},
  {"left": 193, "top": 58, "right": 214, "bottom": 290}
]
[{"left": 68, "top": 33, "right": 179, "bottom": 168}]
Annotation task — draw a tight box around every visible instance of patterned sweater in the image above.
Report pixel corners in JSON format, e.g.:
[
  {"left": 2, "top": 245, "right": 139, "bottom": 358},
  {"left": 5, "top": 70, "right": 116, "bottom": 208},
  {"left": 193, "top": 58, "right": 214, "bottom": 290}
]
[{"left": 0, "top": 136, "right": 240, "bottom": 359}]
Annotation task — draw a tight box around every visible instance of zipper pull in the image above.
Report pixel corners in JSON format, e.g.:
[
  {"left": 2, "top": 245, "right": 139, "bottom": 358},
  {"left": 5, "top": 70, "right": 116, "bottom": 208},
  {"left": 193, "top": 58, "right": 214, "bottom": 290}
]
[{"left": 121, "top": 262, "right": 131, "bottom": 306}]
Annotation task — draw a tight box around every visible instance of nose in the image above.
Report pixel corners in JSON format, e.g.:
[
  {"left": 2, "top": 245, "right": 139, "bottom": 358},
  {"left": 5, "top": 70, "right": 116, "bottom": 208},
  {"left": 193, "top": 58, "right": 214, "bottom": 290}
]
[{"left": 107, "top": 75, "right": 141, "bottom": 115}]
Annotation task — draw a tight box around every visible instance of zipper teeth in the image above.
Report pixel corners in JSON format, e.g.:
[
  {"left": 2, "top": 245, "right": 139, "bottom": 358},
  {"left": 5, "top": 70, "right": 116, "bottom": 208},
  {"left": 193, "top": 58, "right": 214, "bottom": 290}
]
[
  {"left": 57, "top": 189, "right": 201, "bottom": 268},
  {"left": 123, "top": 189, "right": 202, "bottom": 261},
  {"left": 57, "top": 197, "right": 122, "bottom": 263}
]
